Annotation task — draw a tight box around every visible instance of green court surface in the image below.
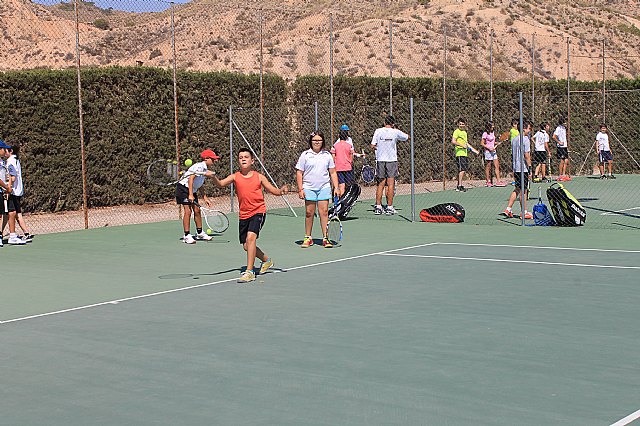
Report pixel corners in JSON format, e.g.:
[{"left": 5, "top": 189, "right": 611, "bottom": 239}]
[
  {"left": 377, "top": 174, "right": 640, "bottom": 229},
  {"left": 1, "top": 212, "right": 639, "bottom": 425}
]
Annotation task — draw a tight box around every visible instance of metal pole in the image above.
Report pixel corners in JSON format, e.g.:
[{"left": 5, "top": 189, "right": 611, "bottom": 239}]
[
  {"left": 410, "top": 97, "right": 415, "bottom": 222},
  {"left": 329, "top": 13, "right": 334, "bottom": 144},
  {"left": 314, "top": 101, "right": 318, "bottom": 131},
  {"left": 566, "top": 37, "right": 571, "bottom": 178},
  {"left": 389, "top": 19, "right": 393, "bottom": 116},
  {"left": 531, "top": 33, "right": 535, "bottom": 123},
  {"left": 229, "top": 106, "right": 234, "bottom": 212},
  {"left": 73, "top": 0, "right": 88, "bottom": 229},
  {"left": 519, "top": 93, "right": 525, "bottom": 227},
  {"left": 171, "top": 4, "right": 180, "bottom": 169},
  {"left": 489, "top": 30, "right": 494, "bottom": 122},
  {"left": 442, "top": 27, "right": 447, "bottom": 191},
  {"left": 259, "top": 9, "right": 264, "bottom": 165},
  {"left": 602, "top": 39, "right": 606, "bottom": 124}
]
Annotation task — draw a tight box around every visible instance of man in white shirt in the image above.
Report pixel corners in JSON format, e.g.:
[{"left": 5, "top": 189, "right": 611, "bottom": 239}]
[
  {"left": 532, "top": 122, "right": 551, "bottom": 182},
  {"left": 502, "top": 121, "right": 533, "bottom": 220},
  {"left": 595, "top": 124, "right": 615, "bottom": 179},
  {"left": 553, "top": 118, "right": 570, "bottom": 181},
  {"left": 370, "top": 115, "right": 408, "bottom": 215}
]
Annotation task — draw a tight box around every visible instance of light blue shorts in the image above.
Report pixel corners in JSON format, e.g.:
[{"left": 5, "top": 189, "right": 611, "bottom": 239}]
[{"left": 304, "top": 187, "right": 332, "bottom": 201}]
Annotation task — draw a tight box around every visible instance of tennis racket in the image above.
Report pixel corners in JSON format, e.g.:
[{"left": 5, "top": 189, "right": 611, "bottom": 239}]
[
  {"left": 326, "top": 196, "right": 343, "bottom": 245},
  {"left": 361, "top": 150, "right": 375, "bottom": 184},
  {"left": 499, "top": 131, "right": 510, "bottom": 142},
  {"left": 190, "top": 201, "right": 229, "bottom": 233},
  {"left": 147, "top": 158, "right": 208, "bottom": 186}
]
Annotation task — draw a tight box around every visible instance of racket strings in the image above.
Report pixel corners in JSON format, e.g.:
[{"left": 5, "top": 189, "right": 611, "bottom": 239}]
[
  {"left": 327, "top": 219, "right": 342, "bottom": 243},
  {"left": 148, "top": 160, "right": 179, "bottom": 185}
]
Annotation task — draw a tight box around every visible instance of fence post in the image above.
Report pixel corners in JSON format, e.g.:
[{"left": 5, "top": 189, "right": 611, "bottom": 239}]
[
  {"left": 531, "top": 33, "right": 535, "bottom": 123},
  {"left": 73, "top": 0, "right": 88, "bottom": 229},
  {"left": 171, "top": 3, "right": 180, "bottom": 169},
  {"left": 566, "top": 37, "right": 571, "bottom": 177},
  {"left": 490, "top": 29, "right": 494, "bottom": 122},
  {"left": 259, "top": 9, "right": 265, "bottom": 165},
  {"left": 442, "top": 27, "right": 447, "bottom": 191},
  {"left": 229, "top": 106, "right": 234, "bottom": 213},
  {"left": 410, "top": 97, "right": 415, "bottom": 222},
  {"left": 389, "top": 19, "right": 393, "bottom": 116},
  {"left": 519, "top": 93, "right": 525, "bottom": 227},
  {"left": 602, "top": 39, "right": 606, "bottom": 124},
  {"left": 329, "top": 12, "right": 334, "bottom": 144}
]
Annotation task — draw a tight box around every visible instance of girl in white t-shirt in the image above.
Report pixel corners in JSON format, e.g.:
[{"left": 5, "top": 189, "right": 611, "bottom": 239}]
[
  {"left": 295, "top": 131, "right": 340, "bottom": 248},
  {"left": 480, "top": 121, "right": 506, "bottom": 187}
]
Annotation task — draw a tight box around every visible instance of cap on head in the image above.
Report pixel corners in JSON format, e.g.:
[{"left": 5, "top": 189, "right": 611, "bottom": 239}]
[
  {"left": 340, "top": 124, "right": 350, "bottom": 131},
  {"left": 0, "top": 140, "right": 11, "bottom": 149},
  {"left": 200, "top": 149, "right": 220, "bottom": 160},
  {"left": 384, "top": 115, "right": 395, "bottom": 125}
]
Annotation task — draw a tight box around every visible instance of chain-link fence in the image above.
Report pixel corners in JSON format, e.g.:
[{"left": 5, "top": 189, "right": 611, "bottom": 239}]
[{"left": 1, "top": 0, "right": 639, "bottom": 234}]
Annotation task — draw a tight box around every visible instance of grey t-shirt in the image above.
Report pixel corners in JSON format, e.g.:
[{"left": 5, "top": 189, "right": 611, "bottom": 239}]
[{"left": 511, "top": 134, "right": 531, "bottom": 173}]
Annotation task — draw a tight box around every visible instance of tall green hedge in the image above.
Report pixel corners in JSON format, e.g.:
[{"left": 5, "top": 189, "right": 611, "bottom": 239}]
[{"left": 0, "top": 68, "right": 638, "bottom": 213}]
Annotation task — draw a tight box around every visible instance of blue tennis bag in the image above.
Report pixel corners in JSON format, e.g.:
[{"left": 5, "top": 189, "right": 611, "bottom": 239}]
[{"left": 533, "top": 200, "right": 555, "bottom": 226}]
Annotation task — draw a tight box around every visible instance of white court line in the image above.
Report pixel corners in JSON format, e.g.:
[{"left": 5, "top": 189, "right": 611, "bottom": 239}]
[
  {"left": 0, "top": 242, "right": 440, "bottom": 325},
  {"left": 601, "top": 206, "right": 640, "bottom": 216},
  {"left": 380, "top": 253, "right": 640, "bottom": 270},
  {"left": 436, "top": 242, "right": 640, "bottom": 254},
  {"left": 610, "top": 408, "right": 640, "bottom": 426}
]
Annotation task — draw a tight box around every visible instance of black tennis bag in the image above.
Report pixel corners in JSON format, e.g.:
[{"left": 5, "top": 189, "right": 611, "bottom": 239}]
[
  {"left": 420, "top": 203, "right": 465, "bottom": 223},
  {"left": 329, "top": 183, "right": 361, "bottom": 220},
  {"left": 546, "top": 183, "right": 586, "bottom": 226}
]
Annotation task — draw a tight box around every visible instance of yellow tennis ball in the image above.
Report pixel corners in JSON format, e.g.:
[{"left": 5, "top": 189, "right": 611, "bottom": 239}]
[
  {"left": 206, "top": 228, "right": 213, "bottom": 235},
  {"left": 184, "top": 158, "right": 193, "bottom": 167}
]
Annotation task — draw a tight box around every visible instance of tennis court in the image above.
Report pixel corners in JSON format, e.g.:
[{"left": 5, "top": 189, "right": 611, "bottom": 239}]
[{"left": 2, "top": 212, "right": 639, "bottom": 426}]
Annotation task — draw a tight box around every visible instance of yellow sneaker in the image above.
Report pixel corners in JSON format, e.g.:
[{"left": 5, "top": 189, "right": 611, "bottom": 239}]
[
  {"left": 237, "top": 270, "right": 256, "bottom": 283},
  {"left": 301, "top": 236, "right": 313, "bottom": 248},
  {"left": 260, "top": 258, "right": 274, "bottom": 274}
]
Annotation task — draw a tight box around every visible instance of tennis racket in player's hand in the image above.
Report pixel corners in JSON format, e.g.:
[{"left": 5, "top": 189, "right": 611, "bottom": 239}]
[
  {"left": 189, "top": 200, "right": 229, "bottom": 234},
  {"left": 466, "top": 142, "right": 480, "bottom": 155},
  {"left": 326, "top": 196, "right": 343, "bottom": 245}
]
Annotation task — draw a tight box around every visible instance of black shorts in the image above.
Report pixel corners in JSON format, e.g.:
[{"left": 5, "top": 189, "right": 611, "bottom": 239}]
[
  {"left": 557, "top": 147, "right": 569, "bottom": 160},
  {"left": 599, "top": 150, "right": 613, "bottom": 163},
  {"left": 0, "top": 194, "right": 6, "bottom": 214},
  {"left": 456, "top": 156, "right": 468, "bottom": 172},
  {"left": 239, "top": 213, "right": 266, "bottom": 244},
  {"left": 513, "top": 172, "right": 529, "bottom": 190},
  {"left": 7, "top": 194, "right": 22, "bottom": 213},
  {"left": 337, "top": 170, "right": 355, "bottom": 185},
  {"left": 533, "top": 151, "right": 547, "bottom": 165},
  {"left": 175, "top": 184, "right": 198, "bottom": 205}
]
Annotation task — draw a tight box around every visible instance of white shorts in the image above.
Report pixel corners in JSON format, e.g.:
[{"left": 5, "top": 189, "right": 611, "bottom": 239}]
[{"left": 484, "top": 150, "right": 498, "bottom": 161}]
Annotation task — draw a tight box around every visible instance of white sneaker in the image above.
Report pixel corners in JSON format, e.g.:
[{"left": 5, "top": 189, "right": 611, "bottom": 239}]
[
  {"left": 196, "top": 232, "right": 212, "bottom": 241},
  {"left": 8, "top": 236, "right": 26, "bottom": 245},
  {"left": 183, "top": 234, "right": 196, "bottom": 244},
  {"left": 385, "top": 205, "right": 397, "bottom": 215},
  {"left": 374, "top": 205, "right": 384, "bottom": 215}
]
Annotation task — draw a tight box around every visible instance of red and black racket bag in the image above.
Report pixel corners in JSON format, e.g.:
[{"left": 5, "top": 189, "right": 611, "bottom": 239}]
[{"left": 420, "top": 203, "right": 465, "bottom": 223}]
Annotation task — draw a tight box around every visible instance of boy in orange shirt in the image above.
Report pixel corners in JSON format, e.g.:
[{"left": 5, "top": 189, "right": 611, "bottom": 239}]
[{"left": 208, "top": 148, "right": 288, "bottom": 283}]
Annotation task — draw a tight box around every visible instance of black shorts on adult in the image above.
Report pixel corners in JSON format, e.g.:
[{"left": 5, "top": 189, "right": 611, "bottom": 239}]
[
  {"left": 557, "top": 147, "right": 569, "bottom": 160},
  {"left": 7, "top": 194, "right": 22, "bottom": 213},
  {"left": 175, "top": 184, "right": 198, "bottom": 205},
  {"left": 599, "top": 150, "right": 613, "bottom": 163},
  {"left": 0, "top": 194, "right": 5, "bottom": 215},
  {"left": 239, "top": 213, "right": 266, "bottom": 244},
  {"left": 456, "top": 156, "right": 468, "bottom": 172},
  {"left": 533, "top": 151, "right": 547, "bottom": 165},
  {"left": 513, "top": 172, "right": 529, "bottom": 190}
]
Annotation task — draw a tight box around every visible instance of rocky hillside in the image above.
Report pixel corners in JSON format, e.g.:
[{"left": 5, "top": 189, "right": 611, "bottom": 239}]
[{"left": 2, "top": 0, "right": 640, "bottom": 81}]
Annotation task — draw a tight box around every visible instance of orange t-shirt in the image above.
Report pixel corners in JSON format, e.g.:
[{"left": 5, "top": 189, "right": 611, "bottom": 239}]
[{"left": 234, "top": 171, "right": 266, "bottom": 219}]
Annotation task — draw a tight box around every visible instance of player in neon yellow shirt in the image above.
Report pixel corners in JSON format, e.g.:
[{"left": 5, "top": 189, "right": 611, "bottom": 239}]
[{"left": 451, "top": 117, "right": 478, "bottom": 192}]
